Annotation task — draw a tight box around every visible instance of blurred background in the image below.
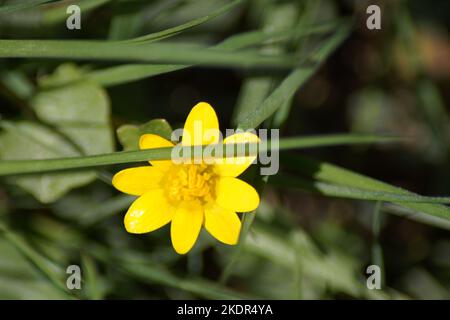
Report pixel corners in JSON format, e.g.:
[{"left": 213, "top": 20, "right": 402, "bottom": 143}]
[{"left": 0, "top": 0, "right": 449, "bottom": 299}]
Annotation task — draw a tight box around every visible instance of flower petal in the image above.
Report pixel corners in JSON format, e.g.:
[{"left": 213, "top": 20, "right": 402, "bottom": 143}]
[
  {"left": 124, "top": 189, "right": 175, "bottom": 234},
  {"left": 214, "top": 132, "right": 260, "bottom": 177},
  {"left": 139, "top": 134, "right": 174, "bottom": 171},
  {"left": 205, "top": 203, "right": 241, "bottom": 245},
  {"left": 112, "top": 166, "right": 164, "bottom": 196},
  {"left": 170, "top": 204, "right": 203, "bottom": 254},
  {"left": 182, "top": 102, "right": 220, "bottom": 146},
  {"left": 215, "top": 177, "right": 260, "bottom": 212}
]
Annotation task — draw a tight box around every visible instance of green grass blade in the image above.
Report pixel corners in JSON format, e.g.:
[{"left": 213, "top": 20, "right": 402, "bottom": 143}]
[
  {"left": 237, "top": 22, "right": 351, "bottom": 129},
  {"left": 220, "top": 3, "right": 301, "bottom": 283},
  {"left": 244, "top": 223, "right": 388, "bottom": 299},
  {"left": 43, "top": 0, "right": 112, "bottom": 25},
  {"left": 81, "top": 253, "right": 103, "bottom": 300},
  {"left": 382, "top": 203, "right": 450, "bottom": 231},
  {"left": 270, "top": 174, "right": 450, "bottom": 204},
  {"left": 371, "top": 202, "right": 385, "bottom": 287},
  {"left": 0, "top": 0, "right": 56, "bottom": 14},
  {"left": 86, "top": 27, "right": 321, "bottom": 86},
  {"left": 87, "top": 64, "right": 184, "bottom": 87},
  {"left": 281, "top": 154, "right": 450, "bottom": 221},
  {"left": 89, "top": 245, "right": 254, "bottom": 299},
  {"left": 0, "top": 134, "right": 400, "bottom": 176},
  {"left": 119, "top": 262, "right": 253, "bottom": 299},
  {"left": 232, "top": 1, "right": 299, "bottom": 126},
  {"left": 126, "top": 0, "right": 243, "bottom": 43},
  {"left": 0, "top": 223, "right": 73, "bottom": 297},
  {"left": 0, "top": 40, "right": 295, "bottom": 69},
  {"left": 277, "top": 134, "right": 402, "bottom": 149}
]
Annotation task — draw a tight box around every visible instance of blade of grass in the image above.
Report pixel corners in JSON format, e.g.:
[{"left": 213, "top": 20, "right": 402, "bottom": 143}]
[
  {"left": 0, "top": 0, "right": 56, "bottom": 14},
  {"left": 244, "top": 222, "right": 389, "bottom": 299},
  {"left": 0, "top": 40, "right": 296, "bottom": 69},
  {"left": 89, "top": 245, "right": 256, "bottom": 299},
  {"left": 0, "top": 223, "right": 73, "bottom": 298},
  {"left": 87, "top": 64, "right": 183, "bottom": 87},
  {"left": 281, "top": 154, "right": 450, "bottom": 221},
  {"left": 371, "top": 201, "right": 385, "bottom": 288},
  {"left": 0, "top": 134, "right": 401, "bottom": 176},
  {"left": 232, "top": 1, "right": 299, "bottom": 126},
  {"left": 382, "top": 203, "right": 450, "bottom": 231},
  {"left": 270, "top": 174, "right": 450, "bottom": 204},
  {"left": 125, "top": 0, "right": 243, "bottom": 43},
  {"left": 108, "top": 9, "right": 143, "bottom": 41},
  {"left": 237, "top": 22, "right": 351, "bottom": 129},
  {"left": 86, "top": 24, "right": 336, "bottom": 87},
  {"left": 43, "top": 0, "right": 112, "bottom": 25},
  {"left": 219, "top": 174, "right": 268, "bottom": 284},
  {"left": 220, "top": 3, "right": 298, "bottom": 282},
  {"left": 81, "top": 253, "right": 103, "bottom": 300}
]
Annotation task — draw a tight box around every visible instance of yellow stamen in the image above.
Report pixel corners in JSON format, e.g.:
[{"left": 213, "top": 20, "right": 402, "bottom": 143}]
[{"left": 163, "top": 163, "right": 217, "bottom": 204}]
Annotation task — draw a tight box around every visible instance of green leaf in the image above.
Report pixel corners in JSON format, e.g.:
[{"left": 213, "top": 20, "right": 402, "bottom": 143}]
[
  {"left": 281, "top": 154, "right": 450, "bottom": 221},
  {"left": 244, "top": 223, "right": 387, "bottom": 299},
  {"left": 0, "top": 223, "right": 72, "bottom": 297},
  {"left": 0, "top": 236, "right": 68, "bottom": 299},
  {"left": 0, "top": 134, "right": 399, "bottom": 176},
  {"left": 382, "top": 203, "right": 450, "bottom": 231},
  {"left": 0, "top": 121, "right": 96, "bottom": 203},
  {"left": 120, "top": 261, "right": 252, "bottom": 299},
  {"left": 108, "top": 8, "right": 143, "bottom": 41},
  {"left": 0, "top": 40, "right": 296, "bottom": 69},
  {"left": 89, "top": 246, "right": 254, "bottom": 299},
  {"left": 86, "top": 24, "right": 336, "bottom": 87},
  {"left": 221, "top": 4, "right": 301, "bottom": 284},
  {"left": 87, "top": 64, "right": 183, "bottom": 87},
  {"left": 126, "top": 0, "right": 243, "bottom": 43},
  {"left": 270, "top": 174, "right": 450, "bottom": 204},
  {"left": 81, "top": 254, "right": 104, "bottom": 300},
  {"left": 0, "top": 64, "right": 114, "bottom": 202},
  {"left": 0, "top": 0, "right": 56, "bottom": 14},
  {"left": 232, "top": 1, "right": 299, "bottom": 126},
  {"left": 237, "top": 22, "right": 351, "bottom": 129},
  {"left": 43, "top": 0, "right": 112, "bottom": 25},
  {"left": 32, "top": 78, "right": 114, "bottom": 156},
  {"left": 117, "top": 119, "right": 172, "bottom": 151},
  {"left": 0, "top": 70, "right": 34, "bottom": 99},
  {"left": 37, "top": 63, "right": 86, "bottom": 88}
]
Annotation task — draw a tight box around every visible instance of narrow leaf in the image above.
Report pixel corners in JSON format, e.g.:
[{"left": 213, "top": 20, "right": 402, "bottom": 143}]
[
  {"left": 0, "top": 40, "right": 296, "bottom": 69},
  {"left": 0, "top": 0, "right": 56, "bottom": 14},
  {"left": 270, "top": 174, "right": 450, "bottom": 204},
  {"left": 126, "top": 0, "right": 243, "bottom": 43},
  {"left": 0, "top": 134, "right": 399, "bottom": 176},
  {"left": 281, "top": 154, "right": 450, "bottom": 221},
  {"left": 237, "top": 23, "right": 351, "bottom": 129}
]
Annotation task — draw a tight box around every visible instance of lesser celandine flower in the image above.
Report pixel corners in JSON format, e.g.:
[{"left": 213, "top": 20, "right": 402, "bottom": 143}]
[{"left": 112, "top": 102, "right": 260, "bottom": 254}]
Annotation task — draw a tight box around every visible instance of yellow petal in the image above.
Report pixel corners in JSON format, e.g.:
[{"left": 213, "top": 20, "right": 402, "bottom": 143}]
[
  {"left": 204, "top": 203, "right": 241, "bottom": 245},
  {"left": 124, "top": 189, "right": 175, "bottom": 234},
  {"left": 182, "top": 102, "right": 220, "bottom": 146},
  {"left": 214, "top": 132, "right": 260, "bottom": 177},
  {"left": 139, "top": 134, "right": 174, "bottom": 171},
  {"left": 215, "top": 177, "right": 260, "bottom": 212},
  {"left": 170, "top": 204, "right": 203, "bottom": 254},
  {"left": 112, "top": 166, "right": 164, "bottom": 196}
]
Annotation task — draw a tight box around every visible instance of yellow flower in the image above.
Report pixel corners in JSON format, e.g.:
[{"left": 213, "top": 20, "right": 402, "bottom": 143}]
[{"left": 112, "top": 102, "right": 260, "bottom": 254}]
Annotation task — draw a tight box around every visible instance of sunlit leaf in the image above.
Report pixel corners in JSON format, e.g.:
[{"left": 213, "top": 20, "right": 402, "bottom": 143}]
[{"left": 117, "top": 119, "right": 172, "bottom": 151}]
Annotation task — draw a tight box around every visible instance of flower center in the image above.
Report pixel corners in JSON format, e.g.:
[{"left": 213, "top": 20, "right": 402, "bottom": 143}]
[{"left": 163, "top": 163, "right": 217, "bottom": 205}]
